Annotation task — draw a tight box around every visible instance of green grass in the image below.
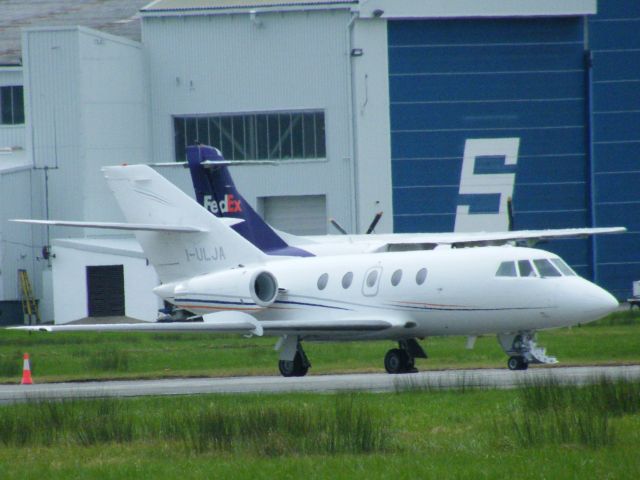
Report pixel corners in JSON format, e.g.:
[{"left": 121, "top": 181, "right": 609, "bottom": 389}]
[
  {"left": 0, "top": 382, "right": 638, "bottom": 479},
  {"left": 0, "top": 311, "right": 639, "bottom": 383},
  {"left": 0, "top": 394, "right": 388, "bottom": 455}
]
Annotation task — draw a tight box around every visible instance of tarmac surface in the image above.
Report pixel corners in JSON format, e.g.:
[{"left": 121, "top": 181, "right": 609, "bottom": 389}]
[{"left": 1, "top": 365, "right": 639, "bottom": 403}]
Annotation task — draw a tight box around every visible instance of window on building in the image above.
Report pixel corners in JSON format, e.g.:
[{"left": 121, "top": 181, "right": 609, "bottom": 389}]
[
  {"left": 0, "top": 86, "right": 24, "bottom": 125},
  {"left": 173, "top": 111, "right": 326, "bottom": 162}
]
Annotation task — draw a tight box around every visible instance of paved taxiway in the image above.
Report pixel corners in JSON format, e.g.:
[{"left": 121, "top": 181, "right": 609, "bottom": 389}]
[{"left": 1, "top": 365, "right": 639, "bottom": 403}]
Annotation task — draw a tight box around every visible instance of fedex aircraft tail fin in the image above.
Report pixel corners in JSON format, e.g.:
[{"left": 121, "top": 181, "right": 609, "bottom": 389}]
[
  {"left": 102, "top": 164, "right": 269, "bottom": 283},
  {"left": 186, "top": 145, "right": 312, "bottom": 257}
]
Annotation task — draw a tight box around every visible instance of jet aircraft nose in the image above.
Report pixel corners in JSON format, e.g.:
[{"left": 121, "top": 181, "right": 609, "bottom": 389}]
[{"left": 581, "top": 282, "right": 619, "bottom": 321}]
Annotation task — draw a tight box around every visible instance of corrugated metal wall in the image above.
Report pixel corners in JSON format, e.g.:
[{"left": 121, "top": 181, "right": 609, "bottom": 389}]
[
  {"left": 0, "top": 168, "right": 38, "bottom": 301},
  {"left": 389, "top": 17, "right": 590, "bottom": 273},
  {"left": 589, "top": 0, "right": 640, "bottom": 297},
  {"left": 143, "top": 9, "right": 356, "bottom": 232},
  {"left": 23, "top": 27, "right": 149, "bottom": 227},
  {"left": 388, "top": 8, "right": 640, "bottom": 298}
]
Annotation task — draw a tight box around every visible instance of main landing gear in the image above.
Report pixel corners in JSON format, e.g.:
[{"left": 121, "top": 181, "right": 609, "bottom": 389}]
[
  {"left": 277, "top": 336, "right": 310, "bottom": 377},
  {"left": 497, "top": 331, "right": 558, "bottom": 371},
  {"left": 275, "top": 336, "right": 428, "bottom": 377},
  {"left": 384, "top": 339, "right": 427, "bottom": 374}
]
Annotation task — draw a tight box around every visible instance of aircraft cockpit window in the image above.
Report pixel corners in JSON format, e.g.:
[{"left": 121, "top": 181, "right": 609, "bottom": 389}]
[
  {"left": 342, "top": 272, "right": 354, "bottom": 289},
  {"left": 416, "top": 268, "right": 427, "bottom": 285},
  {"left": 496, "top": 261, "right": 517, "bottom": 277},
  {"left": 317, "top": 273, "right": 329, "bottom": 290},
  {"left": 551, "top": 258, "right": 576, "bottom": 276},
  {"left": 517, "top": 260, "right": 537, "bottom": 277},
  {"left": 533, "top": 259, "right": 562, "bottom": 277},
  {"left": 391, "top": 269, "right": 403, "bottom": 286}
]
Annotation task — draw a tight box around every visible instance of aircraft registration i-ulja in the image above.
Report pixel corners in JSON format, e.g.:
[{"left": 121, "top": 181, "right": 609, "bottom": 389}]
[{"left": 11, "top": 163, "right": 623, "bottom": 376}]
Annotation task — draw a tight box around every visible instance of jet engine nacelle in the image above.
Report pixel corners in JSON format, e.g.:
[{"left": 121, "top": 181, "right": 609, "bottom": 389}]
[
  {"left": 248, "top": 269, "right": 279, "bottom": 307},
  {"left": 172, "top": 268, "right": 279, "bottom": 309}
]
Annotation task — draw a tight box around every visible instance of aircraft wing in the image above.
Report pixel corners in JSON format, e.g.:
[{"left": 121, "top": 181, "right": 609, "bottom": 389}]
[
  {"left": 9, "top": 313, "right": 409, "bottom": 336},
  {"left": 439, "top": 227, "right": 627, "bottom": 245},
  {"left": 11, "top": 219, "right": 207, "bottom": 233},
  {"left": 9, "top": 311, "right": 263, "bottom": 335},
  {"left": 368, "top": 226, "right": 627, "bottom": 250}
]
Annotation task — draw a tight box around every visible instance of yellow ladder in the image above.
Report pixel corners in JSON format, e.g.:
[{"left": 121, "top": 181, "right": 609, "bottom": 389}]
[{"left": 18, "top": 269, "right": 40, "bottom": 325}]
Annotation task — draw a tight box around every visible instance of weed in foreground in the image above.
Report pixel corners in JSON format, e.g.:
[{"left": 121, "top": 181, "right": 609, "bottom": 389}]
[
  {"left": 497, "top": 377, "right": 640, "bottom": 448},
  {"left": 0, "top": 394, "right": 390, "bottom": 455}
]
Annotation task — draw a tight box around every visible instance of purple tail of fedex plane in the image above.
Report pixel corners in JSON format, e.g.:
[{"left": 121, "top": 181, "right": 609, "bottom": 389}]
[{"left": 186, "top": 144, "right": 313, "bottom": 257}]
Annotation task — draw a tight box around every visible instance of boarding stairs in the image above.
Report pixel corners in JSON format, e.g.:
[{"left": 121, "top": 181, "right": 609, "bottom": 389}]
[{"left": 521, "top": 335, "right": 558, "bottom": 365}]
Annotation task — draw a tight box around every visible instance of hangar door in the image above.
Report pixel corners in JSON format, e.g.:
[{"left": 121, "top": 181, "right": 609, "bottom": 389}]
[
  {"left": 388, "top": 18, "right": 592, "bottom": 277},
  {"left": 259, "top": 195, "right": 327, "bottom": 236},
  {"left": 86, "top": 265, "right": 125, "bottom": 317}
]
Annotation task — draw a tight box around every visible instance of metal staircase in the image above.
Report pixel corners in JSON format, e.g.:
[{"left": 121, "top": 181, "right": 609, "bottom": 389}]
[{"left": 18, "top": 269, "right": 40, "bottom": 325}]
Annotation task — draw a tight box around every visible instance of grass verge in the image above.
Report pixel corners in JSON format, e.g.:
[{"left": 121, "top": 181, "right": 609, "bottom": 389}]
[{"left": 0, "top": 380, "right": 638, "bottom": 479}]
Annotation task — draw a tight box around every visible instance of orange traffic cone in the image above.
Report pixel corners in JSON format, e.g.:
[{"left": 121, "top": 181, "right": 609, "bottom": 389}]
[{"left": 21, "top": 353, "right": 33, "bottom": 385}]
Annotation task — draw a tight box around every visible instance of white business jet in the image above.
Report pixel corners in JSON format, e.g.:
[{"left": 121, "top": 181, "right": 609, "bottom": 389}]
[{"left": 12, "top": 165, "right": 621, "bottom": 376}]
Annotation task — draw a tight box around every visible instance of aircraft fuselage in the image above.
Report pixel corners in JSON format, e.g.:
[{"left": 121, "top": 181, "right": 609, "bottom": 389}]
[{"left": 160, "top": 245, "right": 617, "bottom": 340}]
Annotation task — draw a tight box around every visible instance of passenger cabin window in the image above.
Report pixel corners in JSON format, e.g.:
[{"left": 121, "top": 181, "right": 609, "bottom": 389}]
[
  {"left": 342, "top": 272, "right": 353, "bottom": 289},
  {"left": 416, "top": 268, "right": 427, "bottom": 285},
  {"left": 496, "top": 261, "right": 517, "bottom": 277},
  {"left": 366, "top": 270, "right": 378, "bottom": 288},
  {"left": 317, "top": 273, "right": 329, "bottom": 290},
  {"left": 533, "top": 259, "right": 561, "bottom": 277},
  {"left": 551, "top": 258, "right": 576, "bottom": 276},
  {"left": 391, "top": 269, "right": 402, "bottom": 286},
  {"left": 517, "top": 260, "right": 537, "bottom": 277}
]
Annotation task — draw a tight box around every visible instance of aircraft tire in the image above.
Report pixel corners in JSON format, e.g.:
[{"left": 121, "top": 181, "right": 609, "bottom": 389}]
[
  {"left": 507, "top": 356, "right": 528, "bottom": 371},
  {"left": 384, "top": 348, "right": 410, "bottom": 374},
  {"left": 278, "top": 352, "right": 309, "bottom": 377}
]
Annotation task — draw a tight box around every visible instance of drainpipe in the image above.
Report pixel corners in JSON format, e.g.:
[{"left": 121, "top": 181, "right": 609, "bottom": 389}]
[{"left": 345, "top": 10, "right": 359, "bottom": 233}]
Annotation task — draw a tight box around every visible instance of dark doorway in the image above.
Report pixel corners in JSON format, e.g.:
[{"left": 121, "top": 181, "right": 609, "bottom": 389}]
[{"left": 86, "top": 265, "right": 125, "bottom": 317}]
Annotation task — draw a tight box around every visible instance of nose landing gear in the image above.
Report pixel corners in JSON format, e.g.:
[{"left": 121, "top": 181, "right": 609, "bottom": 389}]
[{"left": 498, "top": 332, "right": 558, "bottom": 371}]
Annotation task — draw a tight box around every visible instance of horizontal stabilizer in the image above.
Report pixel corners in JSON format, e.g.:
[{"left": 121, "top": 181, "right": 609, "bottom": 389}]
[{"left": 11, "top": 219, "right": 207, "bottom": 233}]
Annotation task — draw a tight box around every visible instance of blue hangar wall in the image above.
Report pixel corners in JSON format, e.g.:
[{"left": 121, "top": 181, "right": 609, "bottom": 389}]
[{"left": 388, "top": 1, "right": 640, "bottom": 299}]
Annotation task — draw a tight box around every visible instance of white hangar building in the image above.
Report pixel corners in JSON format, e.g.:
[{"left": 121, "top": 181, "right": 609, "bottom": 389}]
[{"left": 0, "top": 0, "right": 638, "bottom": 324}]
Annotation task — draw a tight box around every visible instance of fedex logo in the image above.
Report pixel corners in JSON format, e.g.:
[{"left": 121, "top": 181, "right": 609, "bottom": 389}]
[{"left": 203, "top": 194, "right": 242, "bottom": 215}]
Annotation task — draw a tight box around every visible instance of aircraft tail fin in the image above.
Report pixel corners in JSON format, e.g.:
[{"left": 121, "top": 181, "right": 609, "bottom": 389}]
[
  {"left": 186, "top": 145, "right": 312, "bottom": 257},
  {"left": 102, "top": 164, "right": 269, "bottom": 283}
]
